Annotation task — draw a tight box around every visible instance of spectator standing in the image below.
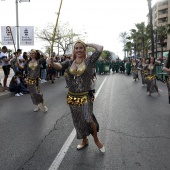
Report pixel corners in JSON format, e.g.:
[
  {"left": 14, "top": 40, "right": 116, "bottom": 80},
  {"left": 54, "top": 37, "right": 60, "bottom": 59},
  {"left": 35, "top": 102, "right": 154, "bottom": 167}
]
[
  {"left": 17, "top": 49, "right": 25, "bottom": 75},
  {"left": 0, "top": 46, "right": 12, "bottom": 90},
  {"left": 40, "top": 54, "right": 47, "bottom": 83},
  {"left": 10, "top": 52, "right": 19, "bottom": 75},
  {"left": 23, "top": 52, "right": 28, "bottom": 77}
]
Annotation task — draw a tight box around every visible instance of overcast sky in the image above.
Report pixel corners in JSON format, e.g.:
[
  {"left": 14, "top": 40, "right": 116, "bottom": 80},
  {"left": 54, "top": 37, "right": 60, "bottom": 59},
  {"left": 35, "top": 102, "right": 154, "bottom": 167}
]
[{"left": 0, "top": 0, "right": 158, "bottom": 58}]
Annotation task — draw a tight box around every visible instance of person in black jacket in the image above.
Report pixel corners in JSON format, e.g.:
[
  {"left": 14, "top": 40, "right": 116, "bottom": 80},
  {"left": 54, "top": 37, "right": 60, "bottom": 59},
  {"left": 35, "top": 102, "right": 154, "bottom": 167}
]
[{"left": 9, "top": 71, "right": 29, "bottom": 96}]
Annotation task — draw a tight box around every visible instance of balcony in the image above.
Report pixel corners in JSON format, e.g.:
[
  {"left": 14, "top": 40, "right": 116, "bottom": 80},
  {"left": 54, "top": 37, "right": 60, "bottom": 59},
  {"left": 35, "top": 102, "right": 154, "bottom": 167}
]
[
  {"left": 158, "top": 4, "right": 168, "bottom": 10},
  {"left": 158, "top": 22, "right": 167, "bottom": 26},
  {"left": 158, "top": 13, "right": 168, "bottom": 19}
]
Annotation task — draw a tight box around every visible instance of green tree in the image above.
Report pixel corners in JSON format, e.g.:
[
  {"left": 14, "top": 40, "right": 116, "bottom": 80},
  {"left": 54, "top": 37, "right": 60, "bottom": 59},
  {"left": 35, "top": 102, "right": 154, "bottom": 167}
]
[
  {"left": 156, "top": 24, "right": 170, "bottom": 61},
  {"left": 35, "top": 22, "right": 78, "bottom": 55},
  {"left": 101, "top": 50, "right": 112, "bottom": 61}
]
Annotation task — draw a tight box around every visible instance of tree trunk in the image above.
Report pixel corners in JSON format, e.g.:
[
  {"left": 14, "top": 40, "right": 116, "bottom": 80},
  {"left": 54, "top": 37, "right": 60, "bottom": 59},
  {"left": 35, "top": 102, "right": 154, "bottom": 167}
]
[
  {"left": 142, "top": 37, "right": 145, "bottom": 58},
  {"left": 161, "top": 45, "right": 163, "bottom": 63},
  {"left": 147, "top": 0, "right": 155, "bottom": 58}
]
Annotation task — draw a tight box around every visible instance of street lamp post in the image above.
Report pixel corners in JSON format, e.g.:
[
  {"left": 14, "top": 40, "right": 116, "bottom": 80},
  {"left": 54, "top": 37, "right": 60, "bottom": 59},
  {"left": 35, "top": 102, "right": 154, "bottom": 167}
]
[
  {"left": 16, "top": 0, "right": 19, "bottom": 49},
  {"left": 2, "top": 0, "right": 30, "bottom": 49}
]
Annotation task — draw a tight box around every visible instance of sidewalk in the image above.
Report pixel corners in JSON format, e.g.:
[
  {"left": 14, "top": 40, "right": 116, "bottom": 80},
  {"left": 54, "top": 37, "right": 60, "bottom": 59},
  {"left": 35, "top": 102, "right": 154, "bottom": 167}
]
[{"left": 0, "top": 67, "right": 14, "bottom": 99}]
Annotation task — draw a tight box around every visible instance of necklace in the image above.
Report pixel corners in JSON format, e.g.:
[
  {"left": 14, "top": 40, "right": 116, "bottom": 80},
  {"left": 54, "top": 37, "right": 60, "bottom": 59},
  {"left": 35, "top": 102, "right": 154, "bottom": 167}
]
[{"left": 75, "top": 60, "right": 84, "bottom": 69}]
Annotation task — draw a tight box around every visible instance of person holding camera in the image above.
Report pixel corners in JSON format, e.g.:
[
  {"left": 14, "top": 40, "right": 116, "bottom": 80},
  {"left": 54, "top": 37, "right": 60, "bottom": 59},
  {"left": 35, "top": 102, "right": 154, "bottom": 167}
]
[
  {"left": 0, "top": 46, "right": 12, "bottom": 90},
  {"left": 50, "top": 40, "right": 105, "bottom": 154}
]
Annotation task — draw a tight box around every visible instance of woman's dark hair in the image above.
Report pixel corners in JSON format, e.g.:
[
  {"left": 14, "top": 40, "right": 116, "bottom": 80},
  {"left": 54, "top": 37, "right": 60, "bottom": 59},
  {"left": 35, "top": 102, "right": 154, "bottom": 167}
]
[
  {"left": 148, "top": 57, "right": 155, "bottom": 64},
  {"left": 36, "top": 50, "right": 40, "bottom": 60},
  {"left": 23, "top": 52, "right": 28, "bottom": 60},
  {"left": 166, "top": 50, "right": 170, "bottom": 68}
]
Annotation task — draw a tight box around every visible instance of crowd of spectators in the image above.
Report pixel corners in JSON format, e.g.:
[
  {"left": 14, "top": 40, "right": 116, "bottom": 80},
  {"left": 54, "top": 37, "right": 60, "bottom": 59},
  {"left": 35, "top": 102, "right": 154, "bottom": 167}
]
[{"left": 0, "top": 46, "right": 71, "bottom": 97}]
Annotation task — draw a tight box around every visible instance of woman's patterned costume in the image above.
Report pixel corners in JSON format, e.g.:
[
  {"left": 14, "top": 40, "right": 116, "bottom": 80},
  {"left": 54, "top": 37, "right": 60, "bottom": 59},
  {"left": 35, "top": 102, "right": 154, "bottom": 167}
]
[
  {"left": 141, "top": 63, "right": 148, "bottom": 85},
  {"left": 146, "top": 63, "right": 159, "bottom": 94},
  {"left": 61, "top": 51, "right": 101, "bottom": 139},
  {"left": 131, "top": 62, "right": 139, "bottom": 80},
  {"left": 25, "top": 59, "right": 45, "bottom": 105}
]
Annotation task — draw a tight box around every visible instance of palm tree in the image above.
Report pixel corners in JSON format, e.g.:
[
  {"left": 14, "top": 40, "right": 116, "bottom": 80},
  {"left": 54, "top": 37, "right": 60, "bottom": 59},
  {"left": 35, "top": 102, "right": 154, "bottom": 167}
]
[
  {"left": 124, "top": 41, "right": 133, "bottom": 58},
  {"left": 128, "top": 29, "right": 139, "bottom": 57},
  {"left": 156, "top": 24, "right": 170, "bottom": 62},
  {"left": 147, "top": 0, "right": 155, "bottom": 57},
  {"left": 119, "top": 32, "right": 127, "bottom": 58},
  {"left": 135, "top": 22, "right": 149, "bottom": 58}
]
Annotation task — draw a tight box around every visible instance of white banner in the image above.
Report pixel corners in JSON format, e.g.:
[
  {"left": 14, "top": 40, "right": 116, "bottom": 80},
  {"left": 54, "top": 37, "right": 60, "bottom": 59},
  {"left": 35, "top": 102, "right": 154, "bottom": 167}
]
[
  {"left": 1, "top": 26, "right": 16, "bottom": 45},
  {"left": 20, "top": 26, "right": 34, "bottom": 46}
]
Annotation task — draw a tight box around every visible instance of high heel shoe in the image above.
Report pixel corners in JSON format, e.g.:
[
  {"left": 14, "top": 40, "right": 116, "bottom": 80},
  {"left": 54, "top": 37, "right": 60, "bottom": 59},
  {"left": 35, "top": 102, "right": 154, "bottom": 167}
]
[
  {"left": 77, "top": 140, "right": 88, "bottom": 150},
  {"left": 99, "top": 145, "right": 106, "bottom": 154},
  {"left": 43, "top": 105, "right": 48, "bottom": 113},
  {"left": 42, "top": 103, "right": 48, "bottom": 113},
  {"left": 34, "top": 105, "right": 40, "bottom": 112}
]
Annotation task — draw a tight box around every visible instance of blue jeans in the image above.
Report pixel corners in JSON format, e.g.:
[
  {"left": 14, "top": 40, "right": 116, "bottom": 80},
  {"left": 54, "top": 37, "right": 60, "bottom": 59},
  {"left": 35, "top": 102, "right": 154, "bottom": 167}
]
[
  {"left": 12, "top": 66, "right": 19, "bottom": 75},
  {"left": 9, "top": 84, "right": 21, "bottom": 94},
  {"left": 10, "top": 83, "right": 29, "bottom": 94},
  {"left": 20, "top": 83, "right": 29, "bottom": 93},
  {"left": 41, "top": 69, "right": 47, "bottom": 80}
]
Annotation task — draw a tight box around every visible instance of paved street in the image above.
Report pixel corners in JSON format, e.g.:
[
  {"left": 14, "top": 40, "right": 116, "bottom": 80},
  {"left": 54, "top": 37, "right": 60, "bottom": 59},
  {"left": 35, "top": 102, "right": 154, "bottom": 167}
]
[{"left": 0, "top": 72, "right": 170, "bottom": 170}]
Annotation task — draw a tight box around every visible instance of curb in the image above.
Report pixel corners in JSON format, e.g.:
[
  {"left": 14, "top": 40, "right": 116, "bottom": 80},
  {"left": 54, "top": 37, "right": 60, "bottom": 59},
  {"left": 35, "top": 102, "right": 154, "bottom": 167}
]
[{"left": 0, "top": 91, "right": 13, "bottom": 100}]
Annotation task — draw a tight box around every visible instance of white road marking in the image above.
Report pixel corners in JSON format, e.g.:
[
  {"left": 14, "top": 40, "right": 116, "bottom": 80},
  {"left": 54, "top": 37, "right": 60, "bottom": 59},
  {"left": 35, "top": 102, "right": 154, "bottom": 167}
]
[
  {"left": 48, "top": 76, "right": 107, "bottom": 170},
  {"left": 158, "top": 88, "right": 163, "bottom": 92}
]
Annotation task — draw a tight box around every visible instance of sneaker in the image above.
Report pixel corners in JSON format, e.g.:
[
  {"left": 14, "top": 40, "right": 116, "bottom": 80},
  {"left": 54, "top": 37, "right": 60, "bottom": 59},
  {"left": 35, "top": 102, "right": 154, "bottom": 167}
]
[
  {"left": 15, "top": 93, "right": 20, "bottom": 97},
  {"left": 19, "top": 92, "right": 23, "bottom": 96}
]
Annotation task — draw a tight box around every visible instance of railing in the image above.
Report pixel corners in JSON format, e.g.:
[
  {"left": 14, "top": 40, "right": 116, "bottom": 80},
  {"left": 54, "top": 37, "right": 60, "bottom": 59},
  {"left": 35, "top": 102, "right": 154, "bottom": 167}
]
[{"left": 156, "top": 65, "right": 167, "bottom": 82}]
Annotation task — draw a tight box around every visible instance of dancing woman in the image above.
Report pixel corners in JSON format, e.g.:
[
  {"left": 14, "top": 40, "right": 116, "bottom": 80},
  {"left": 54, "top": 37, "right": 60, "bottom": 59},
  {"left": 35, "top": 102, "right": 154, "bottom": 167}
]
[
  {"left": 131, "top": 58, "right": 140, "bottom": 81},
  {"left": 17, "top": 49, "right": 48, "bottom": 112},
  {"left": 50, "top": 40, "right": 105, "bottom": 153},
  {"left": 163, "top": 50, "right": 170, "bottom": 103},
  {"left": 145, "top": 57, "right": 161, "bottom": 96},
  {"left": 141, "top": 58, "right": 148, "bottom": 86}
]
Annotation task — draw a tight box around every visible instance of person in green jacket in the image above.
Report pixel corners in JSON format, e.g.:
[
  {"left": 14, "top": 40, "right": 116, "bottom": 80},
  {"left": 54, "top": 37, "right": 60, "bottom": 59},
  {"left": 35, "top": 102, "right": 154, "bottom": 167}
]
[
  {"left": 125, "top": 58, "right": 131, "bottom": 75},
  {"left": 114, "top": 59, "right": 120, "bottom": 73},
  {"left": 119, "top": 60, "right": 125, "bottom": 73}
]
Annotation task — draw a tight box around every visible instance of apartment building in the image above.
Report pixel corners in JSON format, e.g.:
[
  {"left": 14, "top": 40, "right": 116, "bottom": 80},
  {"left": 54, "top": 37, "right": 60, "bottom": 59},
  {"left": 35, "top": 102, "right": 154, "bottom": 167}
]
[{"left": 151, "top": 0, "right": 170, "bottom": 57}]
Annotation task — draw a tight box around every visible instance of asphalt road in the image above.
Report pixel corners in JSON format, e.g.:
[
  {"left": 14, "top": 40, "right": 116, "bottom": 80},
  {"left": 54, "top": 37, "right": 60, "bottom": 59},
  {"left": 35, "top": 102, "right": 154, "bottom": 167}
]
[{"left": 0, "top": 72, "right": 170, "bottom": 170}]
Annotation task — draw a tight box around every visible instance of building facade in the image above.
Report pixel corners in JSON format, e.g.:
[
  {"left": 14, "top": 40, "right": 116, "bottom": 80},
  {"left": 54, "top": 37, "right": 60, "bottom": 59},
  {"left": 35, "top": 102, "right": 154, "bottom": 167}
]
[{"left": 151, "top": 0, "right": 170, "bottom": 57}]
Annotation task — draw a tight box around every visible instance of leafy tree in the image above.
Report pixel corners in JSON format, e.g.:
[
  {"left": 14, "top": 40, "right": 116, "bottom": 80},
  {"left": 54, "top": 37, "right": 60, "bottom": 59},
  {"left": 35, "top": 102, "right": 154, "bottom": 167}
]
[
  {"left": 101, "top": 50, "right": 112, "bottom": 61},
  {"left": 35, "top": 22, "right": 78, "bottom": 55}
]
